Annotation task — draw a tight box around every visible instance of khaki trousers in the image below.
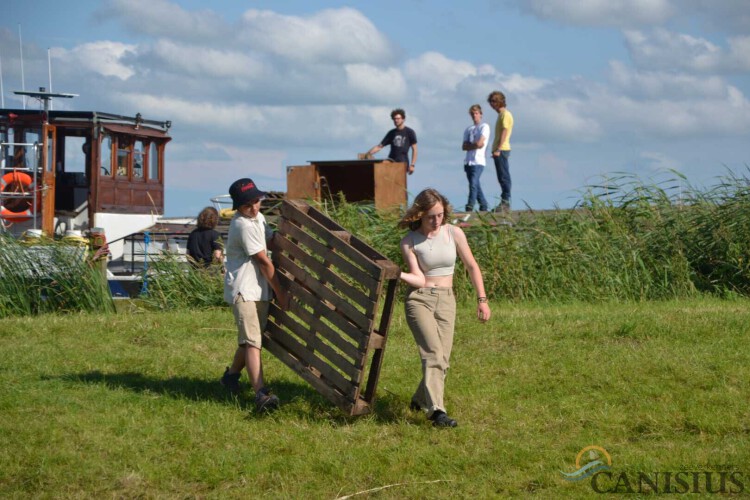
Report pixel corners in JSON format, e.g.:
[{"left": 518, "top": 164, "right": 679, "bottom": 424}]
[{"left": 404, "top": 287, "right": 456, "bottom": 417}]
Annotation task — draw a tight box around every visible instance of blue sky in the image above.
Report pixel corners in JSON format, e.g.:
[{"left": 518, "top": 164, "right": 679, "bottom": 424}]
[{"left": 3, "top": 0, "right": 749, "bottom": 216}]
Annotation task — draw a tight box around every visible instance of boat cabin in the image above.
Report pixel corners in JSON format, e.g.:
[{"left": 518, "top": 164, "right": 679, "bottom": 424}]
[{"left": 1, "top": 99, "right": 171, "bottom": 259}]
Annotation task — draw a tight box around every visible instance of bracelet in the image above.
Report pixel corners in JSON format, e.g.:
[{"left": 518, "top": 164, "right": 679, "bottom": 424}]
[{"left": 478, "top": 296, "right": 488, "bottom": 303}]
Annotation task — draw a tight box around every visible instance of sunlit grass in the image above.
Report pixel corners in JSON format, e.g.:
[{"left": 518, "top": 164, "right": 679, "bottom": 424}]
[{"left": 1, "top": 298, "right": 748, "bottom": 497}]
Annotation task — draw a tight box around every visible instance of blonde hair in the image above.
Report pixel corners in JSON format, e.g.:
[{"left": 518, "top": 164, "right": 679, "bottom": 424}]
[{"left": 398, "top": 188, "right": 453, "bottom": 231}]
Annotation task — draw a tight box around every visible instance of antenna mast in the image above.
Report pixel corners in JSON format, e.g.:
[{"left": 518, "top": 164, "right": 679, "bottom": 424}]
[
  {"left": 0, "top": 52, "right": 4, "bottom": 108},
  {"left": 14, "top": 88, "right": 78, "bottom": 120},
  {"left": 18, "top": 24, "right": 26, "bottom": 109},
  {"left": 47, "top": 48, "right": 53, "bottom": 111}
]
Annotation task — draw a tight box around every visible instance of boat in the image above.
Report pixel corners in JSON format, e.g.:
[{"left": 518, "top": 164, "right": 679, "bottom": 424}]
[{"left": 1, "top": 88, "right": 173, "bottom": 288}]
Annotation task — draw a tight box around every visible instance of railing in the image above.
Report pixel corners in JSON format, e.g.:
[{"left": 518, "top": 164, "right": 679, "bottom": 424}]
[{"left": 0, "top": 141, "right": 42, "bottom": 230}]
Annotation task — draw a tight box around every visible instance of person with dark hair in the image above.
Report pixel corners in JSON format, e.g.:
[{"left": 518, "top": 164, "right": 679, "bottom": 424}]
[
  {"left": 186, "top": 206, "right": 223, "bottom": 268},
  {"left": 398, "top": 188, "right": 491, "bottom": 427},
  {"left": 487, "top": 90, "right": 514, "bottom": 211},
  {"left": 462, "top": 104, "right": 490, "bottom": 212},
  {"left": 220, "top": 178, "right": 289, "bottom": 412},
  {"left": 367, "top": 108, "right": 418, "bottom": 175}
]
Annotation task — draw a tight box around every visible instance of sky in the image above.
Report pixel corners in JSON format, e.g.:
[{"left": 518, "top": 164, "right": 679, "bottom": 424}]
[{"left": 2, "top": 0, "right": 749, "bottom": 216}]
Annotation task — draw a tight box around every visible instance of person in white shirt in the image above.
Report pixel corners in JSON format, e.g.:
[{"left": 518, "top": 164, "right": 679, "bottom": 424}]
[
  {"left": 220, "top": 178, "right": 289, "bottom": 412},
  {"left": 462, "top": 104, "right": 491, "bottom": 212}
]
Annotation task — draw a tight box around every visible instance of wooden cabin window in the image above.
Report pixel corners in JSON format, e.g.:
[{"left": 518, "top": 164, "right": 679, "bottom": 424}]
[
  {"left": 149, "top": 142, "right": 159, "bottom": 182},
  {"left": 101, "top": 133, "right": 113, "bottom": 177},
  {"left": 133, "top": 139, "right": 145, "bottom": 179},
  {"left": 116, "top": 136, "right": 132, "bottom": 177}
]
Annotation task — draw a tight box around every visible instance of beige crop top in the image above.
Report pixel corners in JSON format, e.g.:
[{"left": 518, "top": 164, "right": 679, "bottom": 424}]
[{"left": 410, "top": 225, "right": 456, "bottom": 276}]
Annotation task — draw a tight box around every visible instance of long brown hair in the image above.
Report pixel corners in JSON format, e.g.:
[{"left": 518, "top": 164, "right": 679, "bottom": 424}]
[{"left": 398, "top": 188, "right": 452, "bottom": 231}]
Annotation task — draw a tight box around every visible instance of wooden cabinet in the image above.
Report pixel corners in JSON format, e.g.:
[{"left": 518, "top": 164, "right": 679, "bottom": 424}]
[{"left": 286, "top": 159, "right": 407, "bottom": 210}]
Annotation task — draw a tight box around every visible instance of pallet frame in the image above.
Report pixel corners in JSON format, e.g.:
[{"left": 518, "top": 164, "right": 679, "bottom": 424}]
[{"left": 265, "top": 200, "right": 400, "bottom": 415}]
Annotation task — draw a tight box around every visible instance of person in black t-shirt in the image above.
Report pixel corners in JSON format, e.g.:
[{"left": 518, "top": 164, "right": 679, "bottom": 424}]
[
  {"left": 367, "top": 108, "right": 418, "bottom": 175},
  {"left": 186, "top": 206, "right": 223, "bottom": 268}
]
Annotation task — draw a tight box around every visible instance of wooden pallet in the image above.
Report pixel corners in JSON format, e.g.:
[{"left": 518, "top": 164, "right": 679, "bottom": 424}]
[{"left": 265, "top": 200, "right": 400, "bottom": 415}]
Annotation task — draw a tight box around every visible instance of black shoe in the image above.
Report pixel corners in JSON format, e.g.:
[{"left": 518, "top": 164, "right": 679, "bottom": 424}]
[
  {"left": 220, "top": 367, "right": 241, "bottom": 394},
  {"left": 465, "top": 205, "right": 473, "bottom": 213},
  {"left": 409, "top": 399, "right": 422, "bottom": 411},
  {"left": 430, "top": 410, "right": 457, "bottom": 428},
  {"left": 255, "top": 387, "right": 280, "bottom": 413}
]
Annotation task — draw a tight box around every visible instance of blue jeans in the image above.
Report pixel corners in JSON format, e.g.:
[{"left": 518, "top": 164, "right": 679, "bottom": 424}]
[
  {"left": 464, "top": 164, "right": 488, "bottom": 211},
  {"left": 493, "top": 151, "right": 511, "bottom": 204}
]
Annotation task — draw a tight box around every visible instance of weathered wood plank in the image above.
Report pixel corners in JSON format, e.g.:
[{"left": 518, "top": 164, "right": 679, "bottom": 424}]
[
  {"left": 304, "top": 203, "right": 401, "bottom": 279},
  {"left": 266, "top": 320, "right": 357, "bottom": 399},
  {"left": 272, "top": 291, "right": 363, "bottom": 362},
  {"left": 274, "top": 230, "right": 375, "bottom": 311},
  {"left": 280, "top": 202, "right": 381, "bottom": 277},
  {"left": 278, "top": 253, "right": 372, "bottom": 332},
  {"left": 263, "top": 200, "right": 400, "bottom": 415},
  {"left": 277, "top": 272, "right": 368, "bottom": 349},
  {"left": 363, "top": 278, "right": 399, "bottom": 401},
  {"left": 270, "top": 303, "right": 362, "bottom": 381},
  {"left": 278, "top": 219, "right": 378, "bottom": 297},
  {"left": 263, "top": 336, "right": 354, "bottom": 412}
]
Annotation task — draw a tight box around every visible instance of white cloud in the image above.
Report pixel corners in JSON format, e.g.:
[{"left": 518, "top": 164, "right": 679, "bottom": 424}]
[
  {"left": 238, "top": 8, "right": 395, "bottom": 65},
  {"left": 624, "top": 29, "right": 750, "bottom": 73},
  {"left": 101, "top": 0, "right": 227, "bottom": 40},
  {"left": 405, "top": 52, "right": 477, "bottom": 97},
  {"left": 521, "top": 96, "right": 604, "bottom": 142},
  {"left": 515, "top": 0, "right": 673, "bottom": 27},
  {"left": 638, "top": 151, "right": 680, "bottom": 173},
  {"left": 344, "top": 64, "right": 407, "bottom": 102},
  {"left": 53, "top": 41, "right": 136, "bottom": 80},
  {"left": 681, "top": 0, "right": 750, "bottom": 34},
  {"left": 147, "top": 40, "right": 268, "bottom": 79},
  {"left": 607, "top": 60, "right": 729, "bottom": 99}
]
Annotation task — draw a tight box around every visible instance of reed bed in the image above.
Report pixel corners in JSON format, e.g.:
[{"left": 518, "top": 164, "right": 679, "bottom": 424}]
[
  {"left": 0, "top": 233, "right": 114, "bottom": 317},
  {"left": 141, "top": 257, "right": 225, "bottom": 310},
  {"left": 2, "top": 171, "right": 748, "bottom": 316},
  {"left": 321, "top": 171, "right": 750, "bottom": 302}
]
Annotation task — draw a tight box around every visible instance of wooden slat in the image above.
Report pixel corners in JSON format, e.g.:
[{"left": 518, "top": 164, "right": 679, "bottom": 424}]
[
  {"left": 277, "top": 272, "right": 368, "bottom": 349},
  {"left": 278, "top": 219, "right": 378, "bottom": 297},
  {"left": 263, "top": 336, "right": 354, "bottom": 411},
  {"left": 270, "top": 303, "right": 362, "bottom": 381},
  {"left": 304, "top": 203, "right": 400, "bottom": 277},
  {"left": 274, "top": 230, "right": 375, "bottom": 311},
  {"left": 364, "top": 278, "right": 399, "bottom": 401},
  {"left": 281, "top": 202, "right": 381, "bottom": 277},
  {"left": 278, "top": 253, "right": 372, "bottom": 332},
  {"left": 266, "top": 320, "right": 357, "bottom": 399},
  {"left": 262, "top": 200, "right": 400, "bottom": 415},
  {"left": 272, "top": 292, "right": 363, "bottom": 362},
  {"left": 367, "top": 332, "right": 385, "bottom": 350}
]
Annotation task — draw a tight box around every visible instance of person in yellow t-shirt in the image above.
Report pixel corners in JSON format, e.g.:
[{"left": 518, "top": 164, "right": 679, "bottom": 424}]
[{"left": 487, "top": 91, "right": 514, "bottom": 211}]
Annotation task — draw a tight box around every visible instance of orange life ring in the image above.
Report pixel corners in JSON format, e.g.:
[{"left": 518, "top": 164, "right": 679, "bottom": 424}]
[{"left": 0, "top": 171, "right": 39, "bottom": 223}]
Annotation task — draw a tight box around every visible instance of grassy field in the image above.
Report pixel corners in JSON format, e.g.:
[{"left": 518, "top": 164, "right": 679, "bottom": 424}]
[{"left": 2, "top": 297, "right": 749, "bottom": 498}]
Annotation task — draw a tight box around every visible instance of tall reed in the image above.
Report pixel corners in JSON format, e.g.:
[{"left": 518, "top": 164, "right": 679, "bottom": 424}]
[
  {"left": 139, "top": 256, "right": 225, "bottom": 310},
  {"left": 0, "top": 233, "right": 114, "bottom": 317},
  {"left": 321, "top": 170, "right": 750, "bottom": 302}
]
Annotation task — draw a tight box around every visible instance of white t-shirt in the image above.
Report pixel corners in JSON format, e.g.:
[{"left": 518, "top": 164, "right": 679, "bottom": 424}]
[
  {"left": 463, "top": 122, "right": 490, "bottom": 166},
  {"left": 223, "top": 212, "right": 274, "bottom": 304}
]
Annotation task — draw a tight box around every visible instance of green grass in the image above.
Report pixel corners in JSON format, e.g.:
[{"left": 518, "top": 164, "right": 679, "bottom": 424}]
[{"left": 2, "top": 297, "right": 749, "bottom": 498}]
